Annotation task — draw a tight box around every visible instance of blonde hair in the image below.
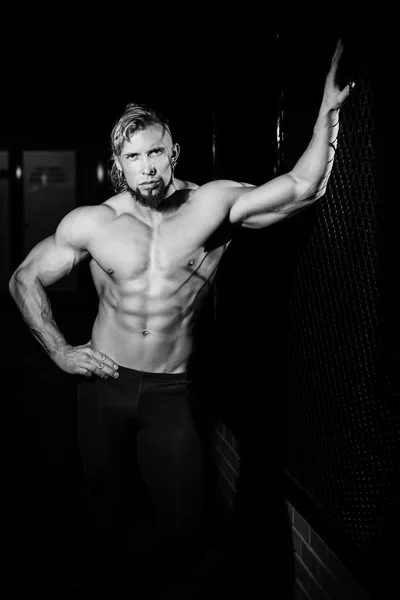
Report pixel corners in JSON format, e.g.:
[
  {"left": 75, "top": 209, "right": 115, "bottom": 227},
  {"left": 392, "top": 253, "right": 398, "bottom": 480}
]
[{"left": 109, "top": 102, "right": 171, "bottom": 193}]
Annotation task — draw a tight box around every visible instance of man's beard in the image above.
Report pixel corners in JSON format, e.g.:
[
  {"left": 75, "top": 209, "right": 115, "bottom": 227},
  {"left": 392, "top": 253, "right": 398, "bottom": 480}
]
[{"left": 128, "top": 179, "right": 170, "bottom": 211}]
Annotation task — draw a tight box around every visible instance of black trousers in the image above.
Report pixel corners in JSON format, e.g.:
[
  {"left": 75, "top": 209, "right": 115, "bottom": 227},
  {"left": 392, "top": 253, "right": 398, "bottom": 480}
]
[{"left": 77, "top": 366, "right": 207, "bottom": 572}]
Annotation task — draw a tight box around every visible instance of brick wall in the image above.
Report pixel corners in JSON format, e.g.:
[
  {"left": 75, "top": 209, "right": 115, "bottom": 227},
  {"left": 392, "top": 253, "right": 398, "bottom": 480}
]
[
  {"left": 284, "top": 504, "right": 372, "bottom": 600},
  {"left": 212, "top": 419, "right": 373, "bottom": 600},
  {"left": 212, "top": 418, "right": 240, "bottom": 513}
]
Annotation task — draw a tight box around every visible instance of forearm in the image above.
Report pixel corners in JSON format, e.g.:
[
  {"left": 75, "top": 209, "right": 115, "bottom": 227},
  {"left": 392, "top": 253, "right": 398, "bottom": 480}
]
[
  {"left": 9, "top": 273, "right": 68, "bottom": 359},
  {"left": 230, "top": 41, "right": 351, "bottom": 229},
  {"left": 290, "top": 107, "right": 340, "bottom": 203}
]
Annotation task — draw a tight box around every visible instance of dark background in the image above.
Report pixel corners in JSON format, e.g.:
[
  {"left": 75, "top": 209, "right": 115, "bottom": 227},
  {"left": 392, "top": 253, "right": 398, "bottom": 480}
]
[
  {"left": 2, "top": 7, "right": 287, "bottom": 596},
  {"left": 2, "top": 8, "right": 398, "bottom": 599}
]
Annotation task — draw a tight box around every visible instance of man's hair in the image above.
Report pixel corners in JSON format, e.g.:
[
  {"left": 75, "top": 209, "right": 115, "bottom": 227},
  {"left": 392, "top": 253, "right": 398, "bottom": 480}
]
[{"left": 109, "top": 102, "right": 172, "bottom": 193}]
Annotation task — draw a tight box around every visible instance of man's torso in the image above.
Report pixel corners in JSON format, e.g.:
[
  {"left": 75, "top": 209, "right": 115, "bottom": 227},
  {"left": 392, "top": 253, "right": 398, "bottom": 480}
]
[{"left": 86, "top": 181, "right": 239, "bottom": 372}]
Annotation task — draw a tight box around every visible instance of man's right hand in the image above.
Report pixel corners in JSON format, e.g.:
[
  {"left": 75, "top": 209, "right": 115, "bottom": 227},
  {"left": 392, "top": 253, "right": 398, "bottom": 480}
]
[{"left": 54, "top": 341, "right": 119, "bottom": 380}]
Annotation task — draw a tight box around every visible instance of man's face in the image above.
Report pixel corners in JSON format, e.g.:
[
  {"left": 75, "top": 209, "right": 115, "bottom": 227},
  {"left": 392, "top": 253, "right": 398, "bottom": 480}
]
[{"left": 117, "top": 124, "right": 176, "bottom": 210}]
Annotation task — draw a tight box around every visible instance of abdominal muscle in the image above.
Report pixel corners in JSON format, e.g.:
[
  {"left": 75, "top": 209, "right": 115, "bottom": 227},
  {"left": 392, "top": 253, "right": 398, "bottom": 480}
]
[{"left": 90, "top": 283, "right": 197, "bottom": 374}]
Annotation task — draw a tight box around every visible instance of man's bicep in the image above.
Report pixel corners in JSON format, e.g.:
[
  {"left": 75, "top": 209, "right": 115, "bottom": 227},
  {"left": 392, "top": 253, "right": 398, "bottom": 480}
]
[
  {"left": 228, "top": 185, "right": 259, "bottom": 225},
  {"left": 15, "top": 234, "right": 88, "bottom": 288},
  {"left": 229, "top": 175, "right": 301, "bottom": 228},
  {"left": 36, "top": 206, "right": 94, "bottom": 284}
]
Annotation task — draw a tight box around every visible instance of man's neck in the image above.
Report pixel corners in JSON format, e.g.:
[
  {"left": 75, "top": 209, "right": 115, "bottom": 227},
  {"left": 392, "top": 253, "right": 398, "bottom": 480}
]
[{"left": 134, "top": 203, "right": 164, "bottom": 227}]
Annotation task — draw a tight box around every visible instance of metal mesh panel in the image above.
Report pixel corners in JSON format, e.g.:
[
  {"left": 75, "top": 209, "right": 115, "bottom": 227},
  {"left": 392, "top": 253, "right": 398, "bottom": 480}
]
[{"left": 284, "top": 65, "right": 400, "bottom": 559}]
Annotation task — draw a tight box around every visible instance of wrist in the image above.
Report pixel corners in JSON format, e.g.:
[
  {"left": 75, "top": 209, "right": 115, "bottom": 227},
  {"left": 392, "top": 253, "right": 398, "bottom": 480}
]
[
  {"left": 318, "top": 106, "right": 339, "bottom": 121},
  {"left": 48, "top": 340, "right": 70, "bottom": 362}
]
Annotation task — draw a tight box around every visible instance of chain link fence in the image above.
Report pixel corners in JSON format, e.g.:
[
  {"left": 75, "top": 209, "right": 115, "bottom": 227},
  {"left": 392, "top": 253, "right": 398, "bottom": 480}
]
[{"left": 284, "top": 54, "right": 399, "bottom": 560}]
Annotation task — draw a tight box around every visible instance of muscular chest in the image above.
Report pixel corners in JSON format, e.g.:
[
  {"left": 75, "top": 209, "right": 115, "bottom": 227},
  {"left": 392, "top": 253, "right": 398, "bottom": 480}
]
[{"left": 88, "top": 213, "right": 224, "bottom": 289}]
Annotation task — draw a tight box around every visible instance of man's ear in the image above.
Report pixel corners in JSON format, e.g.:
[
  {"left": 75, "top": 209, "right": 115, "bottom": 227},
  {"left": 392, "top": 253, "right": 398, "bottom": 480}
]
[{"left": 171, "top": 143, "right": 180, "bottom": 160}]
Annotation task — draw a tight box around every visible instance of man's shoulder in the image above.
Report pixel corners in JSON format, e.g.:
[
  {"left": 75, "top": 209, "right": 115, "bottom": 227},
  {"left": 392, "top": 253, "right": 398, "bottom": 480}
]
[
  {"left": 194, "top": 179, "right": 254, "bottom": 195},
  {"left": 176, "top": 178, "right": 252, "bottom": 196},
  {"left": 191, "top": 179, "right": 254, "bottom": 206},
  {"left": 56, "top": 200, "right": 117, "bottom": 243},
  {"left": 175, "top": 180, "right": 248, "bottom": 226}
]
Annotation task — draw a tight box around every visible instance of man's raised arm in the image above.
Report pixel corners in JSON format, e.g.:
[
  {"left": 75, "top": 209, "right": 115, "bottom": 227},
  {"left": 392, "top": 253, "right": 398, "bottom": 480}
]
[{"left": 229, "top": 39, "right": 354, "bottom": 229}]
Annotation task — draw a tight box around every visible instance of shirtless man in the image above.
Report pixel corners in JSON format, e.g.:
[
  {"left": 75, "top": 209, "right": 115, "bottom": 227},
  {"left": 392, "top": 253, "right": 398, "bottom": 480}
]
[{"left": 9, "top": 41, "right": 352, "bottom": 587}]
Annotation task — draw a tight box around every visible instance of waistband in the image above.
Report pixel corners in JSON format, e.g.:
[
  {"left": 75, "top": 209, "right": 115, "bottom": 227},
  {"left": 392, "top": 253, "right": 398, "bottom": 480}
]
[{"left": 115, "top": 365, "right": 191, "bottom": 384}]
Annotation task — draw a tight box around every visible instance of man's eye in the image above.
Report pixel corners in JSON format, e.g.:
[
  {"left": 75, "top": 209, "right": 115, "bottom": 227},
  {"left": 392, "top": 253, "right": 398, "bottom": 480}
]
[{"left": 149, "top": 149, "right": 162, "bottom": 156}]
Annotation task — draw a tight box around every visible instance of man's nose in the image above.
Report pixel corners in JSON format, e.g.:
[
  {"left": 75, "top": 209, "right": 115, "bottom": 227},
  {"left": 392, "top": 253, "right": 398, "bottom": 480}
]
[{"left": 141, "top": 156, "right": 156, "bottom": 175}]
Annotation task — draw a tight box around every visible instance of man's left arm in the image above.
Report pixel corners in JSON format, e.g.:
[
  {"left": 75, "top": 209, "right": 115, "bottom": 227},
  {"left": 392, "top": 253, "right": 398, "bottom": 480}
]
[{"left": 229, "top": 40, "right": 354, "bottom": 229}]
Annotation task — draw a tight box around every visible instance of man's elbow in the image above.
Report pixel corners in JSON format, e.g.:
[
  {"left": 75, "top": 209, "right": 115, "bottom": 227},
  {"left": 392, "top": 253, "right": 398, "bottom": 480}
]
[
  {"left": 9, "top": 269, "right": 24, "bottom": 299},
  {"left": 288, "top": 174, "right": 311, "bottom": 203},
  {"left": 9, "top": 267, "right": 34, "bottom": 299},
  {"left": 298, "top": 185, "right": 327, "bottom": 207},
  {"left": 290, "top": 172, "right": 328, "bottom": 205}
]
